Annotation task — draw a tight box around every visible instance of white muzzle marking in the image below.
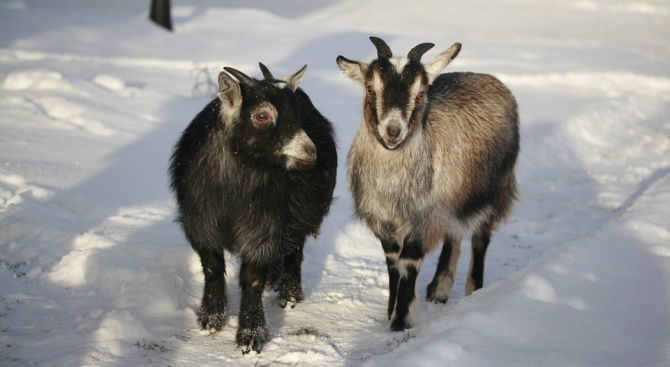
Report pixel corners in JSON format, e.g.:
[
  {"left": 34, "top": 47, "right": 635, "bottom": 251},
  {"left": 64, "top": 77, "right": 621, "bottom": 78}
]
[
  {"left": 378, "top": 108, "right": 408, "bottom": 149},
  {"left": 283, "top": 130, "right": 316, "bottom": 170}
]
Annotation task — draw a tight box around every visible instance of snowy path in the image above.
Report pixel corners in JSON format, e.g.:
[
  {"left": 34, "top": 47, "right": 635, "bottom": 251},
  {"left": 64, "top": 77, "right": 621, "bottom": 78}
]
[{"left": 1, "top": 0, "right": 669, "bottom": 366}]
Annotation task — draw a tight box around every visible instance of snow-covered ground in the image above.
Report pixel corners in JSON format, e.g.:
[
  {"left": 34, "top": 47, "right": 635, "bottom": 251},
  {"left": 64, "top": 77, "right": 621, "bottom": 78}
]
[{"left": 1, "top": 0, "right": 669, "bottom": 366}]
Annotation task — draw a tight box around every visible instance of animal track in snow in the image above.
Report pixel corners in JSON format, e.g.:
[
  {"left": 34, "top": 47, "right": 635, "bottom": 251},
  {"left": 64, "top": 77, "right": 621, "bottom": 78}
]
[
  {"left": 0, "top": 172, "right": 54, "bottom": 213},
  {"left": 521, "top": 274, "right": 557, "bottom": 303},
  {"left": 2, "top": 69, "right": 115, "bottom": 136},
  {"left": 1, "top": 69, "right": 69, "bottom": 91},
  {"left": 106, "top": 204, "right": 172, "bottom": 227},
  {"left": 33, "top": 96, "right": 114, "bottom": 137},
  {"left": 75, "top": 307, "right": 106, "bottom": 333},
  {"left": 92, "top": 74, "right": 142, "bottom": 97},
  {"left": 92, "top": 74, "right": 125, "bottom": 91}
]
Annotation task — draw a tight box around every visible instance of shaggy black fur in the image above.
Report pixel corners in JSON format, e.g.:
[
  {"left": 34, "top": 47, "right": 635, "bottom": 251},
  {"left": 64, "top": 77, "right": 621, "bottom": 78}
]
[{"left": 169, "top": 66, "right": 336, "bottom": 353}]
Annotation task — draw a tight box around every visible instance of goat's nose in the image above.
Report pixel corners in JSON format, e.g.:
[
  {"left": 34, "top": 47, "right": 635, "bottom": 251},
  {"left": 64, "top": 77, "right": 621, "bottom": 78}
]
[
  {"left": 304, "top": 142, "right": 317, "bottom": 161},
  {"left": 387, "top": 125, "right": 401, "bottom": 139}
]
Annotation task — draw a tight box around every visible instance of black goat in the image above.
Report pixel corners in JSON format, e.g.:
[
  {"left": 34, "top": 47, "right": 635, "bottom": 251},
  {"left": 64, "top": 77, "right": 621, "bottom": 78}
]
[{"left": 169, "top": 63, "right": 337, "bottom": 353}]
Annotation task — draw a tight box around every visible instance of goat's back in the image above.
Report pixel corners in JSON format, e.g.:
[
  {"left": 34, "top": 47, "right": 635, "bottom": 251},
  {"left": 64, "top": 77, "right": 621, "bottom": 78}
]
[{"left": 427, "top": 72, "right": 519, "bottom": 228}]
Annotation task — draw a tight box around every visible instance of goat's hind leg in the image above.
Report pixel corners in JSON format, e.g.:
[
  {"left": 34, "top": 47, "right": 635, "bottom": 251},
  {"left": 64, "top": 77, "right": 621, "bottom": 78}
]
[
  {"left": 466, "top": 221, "right": 494, "bottom": 296},
  {"left": 427, "top": 234, "right": 461, "bottom": 303}
]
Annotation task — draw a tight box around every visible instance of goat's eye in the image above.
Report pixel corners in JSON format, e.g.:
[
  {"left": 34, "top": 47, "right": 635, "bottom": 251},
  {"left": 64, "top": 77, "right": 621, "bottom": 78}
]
[
  {"left": 416, "top": 91, "right": 425, "bottom": 101},
  {"left": 366, "top": 86, "right": 376, "bottom": 97},
  {"left": 253, "top": 112, "right": 272, "bottom": 123}
]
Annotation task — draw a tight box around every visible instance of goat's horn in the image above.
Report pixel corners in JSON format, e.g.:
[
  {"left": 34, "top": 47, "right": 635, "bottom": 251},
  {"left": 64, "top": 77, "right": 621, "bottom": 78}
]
[
  {"left": 258, "top": 62, "right": 274, "bottom": 81},
  {"left": 370, "top": 36, "right": 393, "bottom": 59},
  {"left": 223, "top": 67, "right": 254, "bottom": 85},
  {"left": 407, "top": 42, "right": 435, "bottom": 62}
]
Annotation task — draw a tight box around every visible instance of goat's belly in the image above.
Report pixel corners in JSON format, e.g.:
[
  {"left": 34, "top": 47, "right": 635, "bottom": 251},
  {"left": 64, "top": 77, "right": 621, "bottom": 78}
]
[{"left": 357, "top": 181, "right": 490, "bottom": 253}]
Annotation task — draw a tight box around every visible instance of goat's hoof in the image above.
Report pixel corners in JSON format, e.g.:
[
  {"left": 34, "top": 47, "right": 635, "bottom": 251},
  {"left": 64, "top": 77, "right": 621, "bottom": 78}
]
[
  {"left": 390, "top": 317, "right": 412, "bottom": 332},
  {"left": 426, "top": 283, "right": 450, "bottom": 304},
  {"left": 197, "top": 312, "right": 225, "bottom": 331},
  {"left": 236, "top": 326, "right": 269, "bottom": 354},
  {"left": 426, "top": 293, "right": 449, "bottom": 304},
  {"left": 279, "top": 287, "right": 303, "bottom": 309},
  {"left": 265, "top": 275, "right": 282, "bottom": 292},
  {"left": 279, "top": 297, "right": 298, "bottom": 309}
]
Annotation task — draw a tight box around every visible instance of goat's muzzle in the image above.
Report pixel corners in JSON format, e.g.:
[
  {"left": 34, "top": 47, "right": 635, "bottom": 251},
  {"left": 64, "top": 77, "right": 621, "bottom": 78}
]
[
  {"left": 378, "top": 119, "right": 407, "bottom": 150},
  {"left": 284, "top": 131, "right": 317, "bottom": 170}
]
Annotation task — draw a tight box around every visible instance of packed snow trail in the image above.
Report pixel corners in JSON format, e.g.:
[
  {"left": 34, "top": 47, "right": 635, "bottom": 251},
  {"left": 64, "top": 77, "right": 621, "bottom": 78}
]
[{"left": 1, "top": 0, "right": 669, "bottom": 366}]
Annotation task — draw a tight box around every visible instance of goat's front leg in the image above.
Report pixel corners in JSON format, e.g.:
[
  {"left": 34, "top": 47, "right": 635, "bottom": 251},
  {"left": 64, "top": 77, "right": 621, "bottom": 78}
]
[
  {"left": 236, "top": 260, "right": 269, "bottom": 354},
  {"left": 381, "top": 238, "right": 401, "bottom": 320},
  {"left": 278, "top": 243, "right": 305, "bottom": 309},
  {"left": 196, "top": 246, "right": 227, "bottom": 331},
  {"left": 390, "top": 238, "right": 423, "bottom": 332}
]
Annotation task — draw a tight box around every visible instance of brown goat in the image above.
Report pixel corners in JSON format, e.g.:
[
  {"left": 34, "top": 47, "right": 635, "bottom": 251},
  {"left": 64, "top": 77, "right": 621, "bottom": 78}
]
[{"left": 337, "top": 37, "right": 519, "bottom": 331}]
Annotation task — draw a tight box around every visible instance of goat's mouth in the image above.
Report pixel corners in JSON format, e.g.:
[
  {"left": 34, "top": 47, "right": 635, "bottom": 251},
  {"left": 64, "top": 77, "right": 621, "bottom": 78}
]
[
  {"left": 380, "top": 137, "right": 405, "bottom": 151},
  {"left": 377, "top": 127, "right": 407, "bottom": 151},
  {"left": 286, "top": 155, "right": 317, "bottom": 170}
]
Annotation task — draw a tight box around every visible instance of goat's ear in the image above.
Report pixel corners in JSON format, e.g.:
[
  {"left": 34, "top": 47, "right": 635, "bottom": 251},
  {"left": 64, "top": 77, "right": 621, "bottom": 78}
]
[
  {"left": 283, "top": 64, "right": 308, "bottom": 91},
  {"left": 336, "top": 56, "right": 368, "bottom": 84},
  {"left": 424, "top": 42, "right": 462, "bottom": 83},
  {"left": 218, "top": 71, "right": 242, "bottom": 112}
]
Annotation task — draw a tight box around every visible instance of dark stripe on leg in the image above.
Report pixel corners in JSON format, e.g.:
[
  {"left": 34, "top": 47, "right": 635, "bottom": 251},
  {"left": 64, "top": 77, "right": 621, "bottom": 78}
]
[
  {"left": 386, "top": 256, "right": 400, "bottom": 319},
  {"left": 391, "top": 263, "right": 419, "bottom": 331},
  {"left": 381, "top": 239, "right": 400, "bottom": 320},
  {"left": 390, "top": 238, "right": 423, "bottom": 331},
  {"left": 469, "top": 224, "right": 492, "bottom": 294}
]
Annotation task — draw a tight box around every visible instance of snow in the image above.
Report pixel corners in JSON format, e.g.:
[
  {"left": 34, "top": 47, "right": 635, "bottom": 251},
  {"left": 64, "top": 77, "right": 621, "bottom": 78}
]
[{"left": 1, "top": 0, "right": 669, "bottom": 366}]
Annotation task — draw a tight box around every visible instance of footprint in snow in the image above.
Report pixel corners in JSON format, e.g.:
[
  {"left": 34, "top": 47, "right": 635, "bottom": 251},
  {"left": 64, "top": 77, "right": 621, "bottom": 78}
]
[
  {"left": 2, "top": 69, "right": 116, "bottom": 137},
  {"left": 93, "top": 74, "right": 142, "bottom": 97},
  {"left": 34, "top": 96, "right": 114, "bottom": 137},
  {"left": 0, "top": 173, "right": 54, "bottom": 212},
  {"left": 1, "top": 68, "right": 68, "bottom": 91}
]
